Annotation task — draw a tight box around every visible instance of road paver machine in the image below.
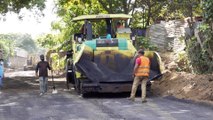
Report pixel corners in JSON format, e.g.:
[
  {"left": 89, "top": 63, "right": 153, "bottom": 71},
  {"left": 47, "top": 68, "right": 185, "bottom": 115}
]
[{"left": 66, "top": 14, "right": 162, "bottom": 95}]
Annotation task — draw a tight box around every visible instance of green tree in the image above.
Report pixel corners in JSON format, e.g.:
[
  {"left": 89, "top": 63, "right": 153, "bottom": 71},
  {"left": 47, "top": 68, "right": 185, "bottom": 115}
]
[
  {"left": 52, "top": 0, "right": 106, "bottom": 49},
  {"left": 184, "top": 1, "right": 213, "bottom": 73},
  {"left": 203, "top": 0, "right": 213, "bottom": 21},
  {"left": 203, "top": 0, "right": 213, "bottom": 23},
  {"left": 166, "top": 0, "right": 202, "bottom": 21},
  {"left": 0, "top": 33, "right": 37, "bottom": 53},
  {"left": 0, "top": 0, "right": 45, "bottom": 15},
  {"left": 37, "top": 34, "right": 58, "bottom": 48},
  {"left": 132, "top": 0, "right": 167, "bottom": 28},
  {"left": 97, "top": 0, "right": 133, "bottom": 14},
  {"left": 0, "top": 34, "right": 17, "bottom": 56},
  {"left": 0, "top": 40, "right": 10, "bottom": 60},
  {"left": 131, "top": 0, "right": 202, "bottom": 28},
  {"left": 15, "top": 34, "right": 37, "bottom": 53}
]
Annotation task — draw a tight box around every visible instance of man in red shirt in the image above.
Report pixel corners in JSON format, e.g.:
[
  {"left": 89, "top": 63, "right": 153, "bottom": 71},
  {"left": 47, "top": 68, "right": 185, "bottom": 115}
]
[
  {"left": 116, "top": 22, "right": 124, "bottom": 29},
  {"left": 128, "top": 49, "right": 150, "bottom": 103}
]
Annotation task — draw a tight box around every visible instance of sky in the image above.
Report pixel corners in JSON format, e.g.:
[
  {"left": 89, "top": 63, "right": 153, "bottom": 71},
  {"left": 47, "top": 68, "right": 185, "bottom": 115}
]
[{"left": 0, "top": 0, "right": 57, "bottom": 38}]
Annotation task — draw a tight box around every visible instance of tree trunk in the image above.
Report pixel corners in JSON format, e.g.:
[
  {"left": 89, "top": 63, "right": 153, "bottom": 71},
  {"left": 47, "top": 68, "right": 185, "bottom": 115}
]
[
  {"left": 129, "top": 0, "right": 137, "bottom": 25},
  {"left": 211, "top": 22, "right": 213, "bottom": 31},
  {"left": 146, "top": 6, "right": 151, "bottom": 27},
  {"left": 98, "top": 0, "right": 113, "bottom": 13},
  {"left": 189, "top": 4, "right": 193, "bottom": 22}
]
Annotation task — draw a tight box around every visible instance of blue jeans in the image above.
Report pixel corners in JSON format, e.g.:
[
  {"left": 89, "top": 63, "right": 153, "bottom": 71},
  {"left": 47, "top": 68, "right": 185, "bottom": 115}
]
[
  {"left": 39, "top": 77, "right": 48, "bottom": 93},
  {"left": 0, "top": 76, "right": 2, "bottom": 88}
]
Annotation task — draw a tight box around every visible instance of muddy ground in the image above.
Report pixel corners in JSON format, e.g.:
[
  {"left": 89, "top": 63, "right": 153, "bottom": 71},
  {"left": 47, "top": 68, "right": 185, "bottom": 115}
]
[
  {"left": 152, "top": 71, "right": 213, "bottom": 104},
  {"left": 152, "top": 52, "right": 213, "bottom": 105}
]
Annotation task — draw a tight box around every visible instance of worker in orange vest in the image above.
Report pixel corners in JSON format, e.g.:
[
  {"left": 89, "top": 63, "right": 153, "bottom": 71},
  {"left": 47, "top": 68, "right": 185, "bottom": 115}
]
[{"left": 128, "top": 49, "right": 150, "bottom": 103}]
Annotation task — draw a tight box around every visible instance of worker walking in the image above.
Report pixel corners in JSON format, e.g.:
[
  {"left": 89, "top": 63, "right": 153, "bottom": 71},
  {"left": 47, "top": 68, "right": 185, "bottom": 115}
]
[
  {"left": 0, "top": 59, "right": 4, "bottom": 94},
  {"left": 35, "top": 54, "right": 51, "bottom": 96},
  {"left": 128, "top": 49, "right": 150, "bottom": 103}
]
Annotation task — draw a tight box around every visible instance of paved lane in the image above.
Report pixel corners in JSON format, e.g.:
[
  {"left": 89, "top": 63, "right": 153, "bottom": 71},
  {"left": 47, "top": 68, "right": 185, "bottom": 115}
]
[
  {"left": 0, "top": 90, "right": 212, "bottom": 120},
  {"left": 0, "top": 71, "right": 212, "bottom": 120}
]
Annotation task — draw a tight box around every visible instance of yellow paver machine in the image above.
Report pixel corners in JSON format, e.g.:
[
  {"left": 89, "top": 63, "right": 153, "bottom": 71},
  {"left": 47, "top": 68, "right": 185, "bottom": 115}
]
[{"left": 66, "top": 14, "right": 162, "bottom": 95}]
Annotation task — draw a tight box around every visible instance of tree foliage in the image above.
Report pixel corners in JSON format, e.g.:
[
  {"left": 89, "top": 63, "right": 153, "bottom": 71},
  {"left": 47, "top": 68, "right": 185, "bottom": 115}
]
[
  {"left": 202, "top": 0, "right": 213, "bottom": 22},
  {"left": 130, "top": 0, "right": 202, "bottom": 28},
  {"left": 185, "top": 0, "right": 213, "bottom": 74},
  {"left": 15, "top": 34, "right": 37, "bottom": 53},
  {"left": 187, "top": 36, "right": 213, "bottom": 74},
  {"left": 97, "top": 0, "right": 133, "bottom": 14},
  {"left": 46, "top": 0, "right": 106, "bottom": 50},
  {"left": 131, "top": 0, "right": 167, "bottom": 28},
  {"left": 0, "top": 34, "right": 37, "bottom": 53},
  {"left": 0, "top": 40, "right": 10, "bottom": 60},
  {"left": 37, "top": 34, "right": 59, "bottom": 48},
  {"left": 0, "top": 0, "right": 45, "bottom": 15},
  {"left": 166, "top": 0, "right": 202, "bottom": 20}
]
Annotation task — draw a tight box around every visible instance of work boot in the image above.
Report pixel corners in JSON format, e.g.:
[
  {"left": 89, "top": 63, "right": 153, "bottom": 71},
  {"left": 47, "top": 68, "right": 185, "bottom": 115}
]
[
  {"left": 127, "top": 97, "right": 135, "bottom": 101},
  {"left": 39, "top": 93, "right": 44, "bottom": 96},
  {"left": 142, "top": 100, "right": 147, "bottom": 103}
]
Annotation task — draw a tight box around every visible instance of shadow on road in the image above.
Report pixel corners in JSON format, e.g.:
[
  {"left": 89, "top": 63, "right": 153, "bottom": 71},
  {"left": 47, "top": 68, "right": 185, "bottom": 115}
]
[
  {"left": 2, "top": 76, "right": 67, "bottom": 93},
  {"left": 82, "top": 90, "right": 154, "bottom": 99},
  {"left": 2, "top": 72, "right": 155, "bottom": 99}
]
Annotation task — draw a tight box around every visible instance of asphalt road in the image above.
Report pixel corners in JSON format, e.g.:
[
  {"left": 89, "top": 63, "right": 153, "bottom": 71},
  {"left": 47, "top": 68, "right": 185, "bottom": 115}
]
[{"left": 0, "top": 71, "right": 212, "bottom": 120}]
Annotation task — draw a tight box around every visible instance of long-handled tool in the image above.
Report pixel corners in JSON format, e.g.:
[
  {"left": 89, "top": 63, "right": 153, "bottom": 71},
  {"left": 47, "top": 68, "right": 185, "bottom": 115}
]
[{"left": 51, "top": 72, "right": 58, "bottom": 94}]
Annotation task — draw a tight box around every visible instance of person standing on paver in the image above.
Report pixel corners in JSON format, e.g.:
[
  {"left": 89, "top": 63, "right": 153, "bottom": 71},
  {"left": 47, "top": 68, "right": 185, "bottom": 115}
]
[
  {"left": 116, "top": 22, "right": 124, "bottom": 29},
  {"left": 128, "top": 49, "right": 150, "bottom": 103},
  {"left": 0, "top": 59, "right": 4, "bottom": 94},
  {"left": 35, "top": 54, "right": 51, "bottom": 96}
]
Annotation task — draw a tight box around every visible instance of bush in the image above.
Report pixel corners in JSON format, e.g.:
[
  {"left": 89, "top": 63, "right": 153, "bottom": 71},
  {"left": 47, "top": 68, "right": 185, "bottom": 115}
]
[
  {"left": 176, "top": 51, "right": 191, "bottom": 72},
  {"left": 187, "top": 36, "right": 213, "bottom": 74},
  {"left": 135, "top": 36, "right": 158, "bottom": 50},
  {"left": 0, "top": 41, "right": 10, "bottom": 60}
]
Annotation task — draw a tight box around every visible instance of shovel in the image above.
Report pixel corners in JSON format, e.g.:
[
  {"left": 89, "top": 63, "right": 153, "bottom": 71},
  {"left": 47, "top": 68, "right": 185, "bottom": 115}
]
[{"left": 51, "top": 72, "right": 58, "bottom": 94}]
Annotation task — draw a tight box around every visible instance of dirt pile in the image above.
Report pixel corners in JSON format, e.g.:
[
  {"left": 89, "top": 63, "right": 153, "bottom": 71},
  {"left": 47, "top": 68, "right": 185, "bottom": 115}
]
[{"left": 152, "top": 52, "right": 213, "bottom": 104}]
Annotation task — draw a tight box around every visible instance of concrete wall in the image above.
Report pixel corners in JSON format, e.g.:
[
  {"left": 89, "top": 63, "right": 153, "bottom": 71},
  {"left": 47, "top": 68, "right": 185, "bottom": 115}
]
[
  {"left": 10, "top": 56, "right": 27, "bottom": 69},
  {"left": 146, "top": 20, "right": 187, "bottom": 51}
]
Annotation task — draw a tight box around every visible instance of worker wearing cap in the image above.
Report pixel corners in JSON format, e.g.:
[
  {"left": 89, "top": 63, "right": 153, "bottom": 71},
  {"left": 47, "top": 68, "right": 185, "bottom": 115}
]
[
  {"left": 35, "top": 54, "right": 51, "bottom": 96},
  {"left": 128, "top": 50, "right": 150, "bottom": 103}
]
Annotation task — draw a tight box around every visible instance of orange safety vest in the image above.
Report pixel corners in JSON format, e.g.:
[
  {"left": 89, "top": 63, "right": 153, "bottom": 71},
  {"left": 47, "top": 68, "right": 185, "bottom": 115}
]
[{"left": 135, "top": 56, "right": 150, "bottom": 77}]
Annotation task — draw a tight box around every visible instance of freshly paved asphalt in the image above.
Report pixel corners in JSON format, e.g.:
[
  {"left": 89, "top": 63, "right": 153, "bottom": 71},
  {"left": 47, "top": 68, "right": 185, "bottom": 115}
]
[{"left": 0, "top": 71, "right": 212, "bottom": 120}]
